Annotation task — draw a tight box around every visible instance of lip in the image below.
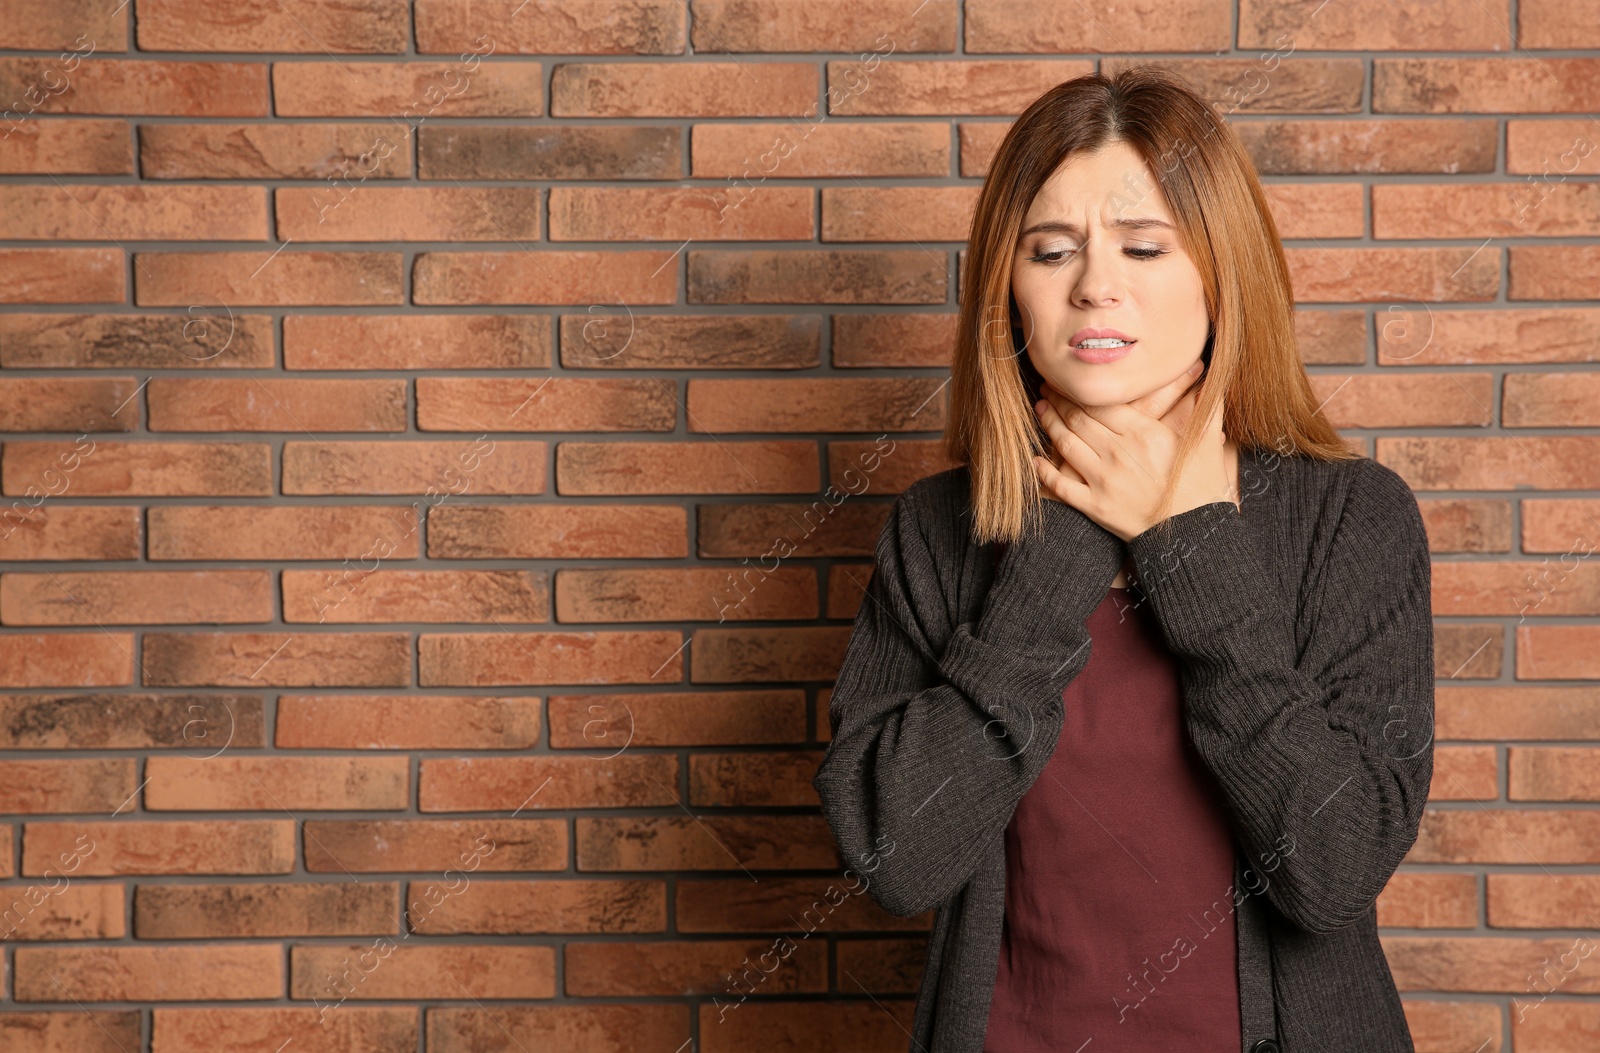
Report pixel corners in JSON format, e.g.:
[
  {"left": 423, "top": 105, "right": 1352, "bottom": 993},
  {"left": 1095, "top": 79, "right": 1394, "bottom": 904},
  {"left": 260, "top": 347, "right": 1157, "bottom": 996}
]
[{"left": 1069, "top": 326, "right": 1137, "bottom": 364}]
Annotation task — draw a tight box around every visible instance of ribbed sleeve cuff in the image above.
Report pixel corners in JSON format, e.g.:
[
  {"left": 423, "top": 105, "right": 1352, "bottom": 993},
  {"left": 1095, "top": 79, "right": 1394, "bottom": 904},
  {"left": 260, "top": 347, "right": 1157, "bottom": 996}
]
[
  {"left": 1124, "top": 499, "right": 1295, "bottom": 664},
  {"left": 975, "top": 496, "right": 1125, "bottom": 649}
]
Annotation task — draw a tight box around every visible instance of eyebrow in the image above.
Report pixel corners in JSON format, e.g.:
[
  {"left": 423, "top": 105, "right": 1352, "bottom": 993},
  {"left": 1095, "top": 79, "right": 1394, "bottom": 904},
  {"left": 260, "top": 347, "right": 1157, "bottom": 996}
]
[{"left": 1018, "top": 217, "right": 1175, "bottom": 237}]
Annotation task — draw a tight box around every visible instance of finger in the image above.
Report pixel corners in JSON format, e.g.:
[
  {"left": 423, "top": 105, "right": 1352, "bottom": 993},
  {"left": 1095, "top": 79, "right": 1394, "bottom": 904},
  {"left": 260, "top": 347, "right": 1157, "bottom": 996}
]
[
  {"left": 1036, "top": 396, "right": 1104, "bottom": 481},
  {"left": 1039, "top": 385, "right": 1120, "bottom": 457},
  {"left": 1033, "top": 450, "right": 1090, "bottom": 509},
  {"left": 1126, "top": 358, "right": 1205, "bottom": 421}
]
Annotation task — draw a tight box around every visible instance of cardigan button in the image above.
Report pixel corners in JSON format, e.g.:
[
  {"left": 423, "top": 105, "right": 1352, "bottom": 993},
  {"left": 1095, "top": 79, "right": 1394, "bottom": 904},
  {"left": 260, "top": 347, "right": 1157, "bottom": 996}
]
[{"left": 1249, "top": 1041, "right": 1281, "bottom": 1053}]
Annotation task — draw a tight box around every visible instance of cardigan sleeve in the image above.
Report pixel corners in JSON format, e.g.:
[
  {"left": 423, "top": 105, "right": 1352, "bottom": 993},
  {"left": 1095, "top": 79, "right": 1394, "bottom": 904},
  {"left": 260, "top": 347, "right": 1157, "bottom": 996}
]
[
  {"left": 1124, "top": 457, "right": 1435, "bottom": 935},
  {"left": 811, "top": 480, "right": 1126, "bottom": 918}
]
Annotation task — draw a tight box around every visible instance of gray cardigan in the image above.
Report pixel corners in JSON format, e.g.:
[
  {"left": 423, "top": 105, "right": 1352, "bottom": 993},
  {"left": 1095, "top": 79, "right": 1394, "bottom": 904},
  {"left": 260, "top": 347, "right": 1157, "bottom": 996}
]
[{"left": 813, "top": 445, "right": 1435, "bottom": 1053}]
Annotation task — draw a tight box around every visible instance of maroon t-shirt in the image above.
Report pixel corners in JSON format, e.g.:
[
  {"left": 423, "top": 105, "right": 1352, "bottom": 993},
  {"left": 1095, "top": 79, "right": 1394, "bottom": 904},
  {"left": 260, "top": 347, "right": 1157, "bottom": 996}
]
[{"left": 981, "top": 576, "right": 1242, "bottom": 1052}]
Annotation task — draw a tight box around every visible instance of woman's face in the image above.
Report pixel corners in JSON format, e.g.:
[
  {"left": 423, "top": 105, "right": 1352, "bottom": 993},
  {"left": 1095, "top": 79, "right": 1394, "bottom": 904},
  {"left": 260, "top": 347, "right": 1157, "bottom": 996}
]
[{"left": 1010, "top": 139, "right": 1211, "bottom": 409}]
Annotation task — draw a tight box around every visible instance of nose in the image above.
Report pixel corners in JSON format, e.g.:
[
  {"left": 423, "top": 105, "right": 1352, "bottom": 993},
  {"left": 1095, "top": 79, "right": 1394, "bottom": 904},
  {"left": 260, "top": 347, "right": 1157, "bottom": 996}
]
[{"left": 1071, "top": 237, "right": 1123, "bottom": 308}]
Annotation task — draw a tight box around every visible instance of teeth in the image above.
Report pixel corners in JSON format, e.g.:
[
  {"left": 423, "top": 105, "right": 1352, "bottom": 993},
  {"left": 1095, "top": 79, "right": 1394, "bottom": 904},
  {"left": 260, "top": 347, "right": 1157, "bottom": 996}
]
[{"left": 1078, "top": 338, "right": 1131, "bottom": 348}]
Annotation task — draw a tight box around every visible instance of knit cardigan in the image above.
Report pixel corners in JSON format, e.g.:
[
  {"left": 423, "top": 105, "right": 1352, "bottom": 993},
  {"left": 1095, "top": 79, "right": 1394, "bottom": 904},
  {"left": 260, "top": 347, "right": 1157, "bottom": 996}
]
[{"left": 813, "top": 445, "right": 1436, "bottom": 1053}]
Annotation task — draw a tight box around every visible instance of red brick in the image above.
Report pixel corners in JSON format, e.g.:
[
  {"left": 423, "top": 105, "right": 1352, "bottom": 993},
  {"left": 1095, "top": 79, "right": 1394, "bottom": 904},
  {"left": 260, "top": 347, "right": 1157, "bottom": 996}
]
[
  {"left": 0, "top": 757, "right": 137, "bottom": 813},
  {"left": 0, "top": 312, "right": 274, "bottom": 369},
  {"left": 551, "top": 61, "right": 816, "bottom": 117},
  {"left": 22, "top": 819, "right": 296, "bottom": 875},
  {"left": 1376, "top": 307, "right": 1600, "bottom": 365},
  {"left": 144, "top": 755, "right": 410, "bottom": 810},
  {"left": 0, "top": 506, "right": 142, "bottom": 562},
  {"left": 0, "top": 694, "right": 265, "bottom": 749},
  {"left": 690, "top": 750, "right": 823, "bottom": 806},
  {"left": 281, "top": 568, "right": 547, "bottom": 624},
  {"left": 0, "top": 58, "right": 269, "bottom": 116},
  {"left": 1509, "top": 746, "right": 1600, "bottom": 800},
  {"left": 0, "top": 118, "right": 132, "bottom": 174},
  {"left": 1511, "top": 245, "right": 1600, "bottom": 300},
  {"left": 555, "top": 567, "right": 817, "bottom": 622},
  {"left": 1376, "top": 872, "right": 1479, "bottom": 928},
  {"left": 153, "top": 1007, "right": 417, "bottom": 1053},
  {"left": 408, "top": 878, "right": 663, "bottom": 934},
  {"left": 1239, "top": 0, "right": 1510, "bottom": 50},
  {"left": 687, "top": 249, "right": 947, "bottom": 303},
  {"left": 0, "top": 0, "right": 125, "bottom": 50},
  {"left": 140, "top": 123, "right": 413, "bottom": 180},
  {"left": 3, "top": 439, "right": 271, "bottom": 497},
  {"left": 559, "top": 313, "right": 822, "bottom": 370},
  {"left": 691, "top": 121, "right": 950, "bottom": 179},
  {"left": 426, "top": 503, "right": 688, "bottom": 559},
  {"left": 0, "top": 184, "right": 267, "bottom": 241},
  {"left": 284, "top": 314, "right": 551, "bottom": 370},
  {"left": 147, "top": 378, "right": 408, "bottom": 431},
  {"left": 556, "top": 440, "right": 820, "bottom": 495},
  {"left": 14, "top": 944, "right": 282, "bottom": 1001},
  {"left": 420, "top": 754, "right": 678, "bottom": 810},
  {"left": 576, "top": 816, "right": 836, "bottom": 870},
  {"left": 302, "top": 818, "right": 566, "bottom": 872},
  {"left": 827, "top": 58, "right": 1093, "bottom": 115},
  {"left": 148, "top": 505, "right": 421, "bottom": 561},
  {"left": 566, "top": 937, "right": 827, "bottom": 996},
  {"left": 281, "top": 439, "right": 544, "bottom": 495},
  {"left": 1310, "top": 372, "right": 1493, "bottom": 428},
  {"left": 967, "top": 0, "right": 1226, "bottom": 51},
  {"left": 1286, "top": 246, "right": 1500, "bottom": 302},
  {"left": 1413, "top": 809, "right": 1600, "bottom": 864},
  {"left": 691, "top": 625, "right": 851, "bottom": 682},
  {"left": 413, "top": 250, "right": 677, "bottom": 305},
  {"left": 418, "top": 630, "right": 684, "bottom": 685},
  {"left": 1381, "top": 436, "right": 1600, "bottom": 491},
  {"left": 549, "top": 185, "right": 811, "bottom": 241},
  {"left": 1376, "top": 59, "right": 1600, "bottom": 113},
  {"left": 686, "top": 377, "right": 948, "bottom": 432},
  {"left": 547, "top": 691, "right": 806, "bottom": 748},
  {"left": 0, "top": 376, "right": 139, "bottom": 432},
  {"left": 0, "top": 632, "right": 133, "bottom": 687},
  {"left": 1376, "top": 183, "right": 1600, "bottom": 238},
  {"left": 1263, "top": 183, "right": 1365, "bottom": 239},
  {"left": 697, "top": 499, "right": 887, "bottom": 558},
  {"left": 276, "top": 185, "right": 540, "bottom": 241},
  {"left": 273, "top": 60, "right": 541, "bottom": 117},
  {"left": 1235, "top": 118, "right": 1498, "bottom": 174},
  {"left": 0, "top": 881, "right": 126, "bottom": 940},
  {"left": 1101, "top": 57, "right": 1365, "bottom": 113},
  {"left": 0, "top": 248, "right": 124, "bottom": 304},
  {"left": 275, "top": 695, "right": 540, "bottom": 749},
  {"left": 136, "top": 0, "right": 409, "bottom": 52},
  {"left": 417, "top": 377, "right": 675, "bottom": 432},
  {"left": 141, "top": 631, "right": 411, "bottom": 687},
  {"left": 1487, "top": 873, "right": 1600, "bottom": 927},
  {"left": 832, "top": 312, "right": 957, "bottom": 367},
  {"left": 0, "top": 569, "right": 272, "bottom": 625},
  {"left": 135, "top": 251, "right": 404, "bottom": 306},
  {"left": 135, "top": 881, "right": 399, "bottom": 938},
  {"left": 418, "top": 124, "right": 682, "bottom": 180},
  {"left": 427, "top": 1004, "right": 690, "bottom": 1049},
  {"left": 291, "top": 943, "right": 555, "bottom": 1000},
  {"left": 820, "top": 186, "right": 977, "bottom": 241},
  {"left": 692, "top": 0, "right": 955, "bottom": 51},
  {"left": 1520, "top": 0, "right": 1600, "bottom": 47},
  {"left": 1507, "top": 119, "right": 1600, "bottom": 175},
  {"left": 415, "top": 0, "right": 686, "bottom": 53}
]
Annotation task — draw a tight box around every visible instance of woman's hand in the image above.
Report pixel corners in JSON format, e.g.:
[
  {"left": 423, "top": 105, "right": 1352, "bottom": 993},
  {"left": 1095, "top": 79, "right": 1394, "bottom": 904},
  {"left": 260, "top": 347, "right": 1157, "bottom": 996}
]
[{"left": 1030, "top": 359, "right": 1234, "bottom": 543}]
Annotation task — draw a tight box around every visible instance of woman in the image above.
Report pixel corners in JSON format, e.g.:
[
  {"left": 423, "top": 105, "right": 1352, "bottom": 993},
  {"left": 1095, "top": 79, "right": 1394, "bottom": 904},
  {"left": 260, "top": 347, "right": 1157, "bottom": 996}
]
[{"left": 812, "top": 67, "right": 1435, "bottom": 1053}]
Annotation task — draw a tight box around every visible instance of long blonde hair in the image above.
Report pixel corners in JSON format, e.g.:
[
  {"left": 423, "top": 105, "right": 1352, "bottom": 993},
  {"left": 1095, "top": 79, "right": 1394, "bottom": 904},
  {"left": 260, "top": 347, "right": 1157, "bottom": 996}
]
[{"left": 947, "top": 65, "right": 1356, "bottom": 543}]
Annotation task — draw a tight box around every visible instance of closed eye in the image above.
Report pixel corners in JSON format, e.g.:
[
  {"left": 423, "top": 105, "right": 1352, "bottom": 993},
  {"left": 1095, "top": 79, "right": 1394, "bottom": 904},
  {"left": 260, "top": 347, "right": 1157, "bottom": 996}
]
[{"left": 1026, "top": 246, "right": 1169, "bottom": 264}]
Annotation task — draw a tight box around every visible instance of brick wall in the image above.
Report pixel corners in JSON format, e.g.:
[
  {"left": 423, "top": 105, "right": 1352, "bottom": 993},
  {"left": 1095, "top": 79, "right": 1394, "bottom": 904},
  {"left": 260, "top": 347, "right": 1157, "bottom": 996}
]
[{"left": 0, "top": 1, "right": 1598, "bottom": 1051}]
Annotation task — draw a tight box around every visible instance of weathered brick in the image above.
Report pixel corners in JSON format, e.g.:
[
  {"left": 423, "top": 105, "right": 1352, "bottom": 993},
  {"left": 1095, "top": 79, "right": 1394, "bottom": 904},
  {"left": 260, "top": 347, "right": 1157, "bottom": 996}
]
[
  {"left": 551, "top": 61, "right": 816, "bottom": 117},
  {"left": 275, "top": 695, "right": 540, "bottom": 749},
  {"left": 0, "top": 185, "right": 266, "bottom": 240},
  {"left": 555, "top": 440, "right": 820, "bottom": 495},
  {"left": 277, "top": 186, "right": 541, "bottom": 241},
  {"left": 0, "top": 569, "right": 272, "bottom": 625},
  {"left": 692, "top": 0, "right": 955, "bottom": 51},
  {"left": 0, "top": 118, "right": 132, "bottom": 174},
  {"left": 826, "top": 59, "right": 1093, "bottom": 115},
  {"left": 419, "top": 124, "right": 682, "bottom": 180},
  {"left": 141, "top": 631, "right": 412, "bottom": 687},
  {"left": 692, "top": 121, "right": 949, "bottom": 179},
  {"left": 416, "top": 377, "right": 676, "bottom": 432},
  {"left": 22, "top": 819, "right": 295, "bottom": 875},
  {"left": 136, "top": 0, "right": 409, "bottom": 52},
  {"left": 135, "top": 251, "right": 405, "bottom": 306},
  {"left": 413, "top": 250, "right": 677, "bottom": 305},
  {"left": 148, "top": 505, "right": 421, "bottom": 561},
  {"left": 147, "top": 378, "right": 408, "bottom": 432},
  {"left": 0, "top": 0, "right": 126, "bottom": 50},
  {"left": 140, "top": 123, "right": 413, "bottom": 179},
  {"left": 549, "top": 185, "right": 812, "bottom": 241},
  {"left": 1376, "top": 58, "right": 1600, "bottom": 113},
  {"left": 966, "top": 0, "right": 1227, "bottom": 51},
  {"left": 273, "top": 61, "right": 541, "bottom": 117},
  {"left": 0, "top": 248, "right": 124, "bottom": 304},
  {"left": 0, "top": 313, "right": 274, "bottom": 368},
  {"left": 415, "top": 0, "right": 686, "bottom": 53},
  {"left": 284, "top": 314, "right": 551, "bottom": 370},
  {"left": 418, "top": 630, "right": 684, "bottom": 685},
  {"left": 0, "top": 58, "right": 269, "bottom": 115},
  {"left": 281, "top": 439, "right": 545, "bottom": 495}
]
